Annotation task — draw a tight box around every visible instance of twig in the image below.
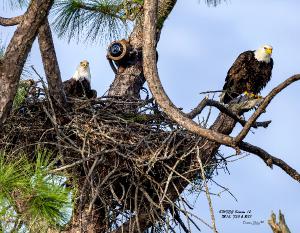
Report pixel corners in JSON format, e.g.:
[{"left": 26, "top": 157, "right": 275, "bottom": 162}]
[
  {"left": 173, "top": 200, "right": 213, "bottom": 230},
  {"left": 174, "top": 209, "right": 189, "bottom": 233},
  {"left": 186, "top": 97, "right": 208, "bottom": 119},
  {"left": 197, "top": 147, "right": 218, "bottom": 233},
  {"left": 88, "top": 165, "right": 118, "bottom": 212},
  {"left": 49, "top": 146, "right": 115, "bottom": 172},
  {"left": 186, "top": 98, "right": 271, "bottom": 128},
  {"left": 199, "top": 90, "right": 224, "bottom": 95},
  {"left": 210, "top": 179, "right": 238, "bottom": 202}
]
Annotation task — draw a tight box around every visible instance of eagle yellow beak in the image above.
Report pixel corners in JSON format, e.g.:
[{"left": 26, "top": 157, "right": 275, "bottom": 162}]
[{"left": 265, "top": 48, "right": 273, "bottom": 55}]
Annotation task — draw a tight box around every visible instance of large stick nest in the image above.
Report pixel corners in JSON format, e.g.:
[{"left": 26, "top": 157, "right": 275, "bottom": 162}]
[{"left": 0, "top": 92, "right": 219, "bottom": 230}]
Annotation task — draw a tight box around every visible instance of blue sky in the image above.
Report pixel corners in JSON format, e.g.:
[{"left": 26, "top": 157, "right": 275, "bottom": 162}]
[{"left": 1, "top": 0, "right": 300, "bottom": 232}]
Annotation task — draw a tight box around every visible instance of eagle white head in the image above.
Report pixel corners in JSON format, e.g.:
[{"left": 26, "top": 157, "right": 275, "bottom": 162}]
[
  {"left": 254, "top": 45, "right": 273, "bottom": 63},
  {"left": 72, "top": 60, "right": 91, "bottom": 83}
]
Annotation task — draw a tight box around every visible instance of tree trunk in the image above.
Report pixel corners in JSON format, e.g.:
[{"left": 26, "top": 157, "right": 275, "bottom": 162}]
[
  {"left": 38, "top": 19, "right": 67, "bottom": 109},
  {"left": 62, "top": 206, "right": 105, "bottom": 233},
  {"left": 0, "top": 0, "right": 54, "bottom": 124},
  {"left": 107, "top": 20, "right": 145, "bottom": 99},
  {"left": 107, "top": 0, "right": 177, "bottom": 99}
]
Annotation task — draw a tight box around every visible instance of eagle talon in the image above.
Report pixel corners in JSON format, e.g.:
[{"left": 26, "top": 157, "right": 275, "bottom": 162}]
[
  {"left": 255, "top": 94, "right": 263, "bottom": 99},
  {"left": 243, "top": 92, "right": 262, "bottom": 99},
  {"left": 243, "top": 91, "right": 255, "bottom": 99}
]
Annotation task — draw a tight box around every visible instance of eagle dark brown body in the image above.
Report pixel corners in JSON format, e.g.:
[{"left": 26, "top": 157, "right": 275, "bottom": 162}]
[
  {"left": 63, "top": 79, "right": 96, "bottom": 99},
  {"left": 222, "top": 50, "right": 273, "bottom": 104}
]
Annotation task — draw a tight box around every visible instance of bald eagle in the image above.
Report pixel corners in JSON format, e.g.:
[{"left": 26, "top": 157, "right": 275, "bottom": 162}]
[
  {"left": 221, "top": 45, "right": 273, "bottom": 104},
  {"left": 63, "top": 60, "right": 97, "bottom": 99}
]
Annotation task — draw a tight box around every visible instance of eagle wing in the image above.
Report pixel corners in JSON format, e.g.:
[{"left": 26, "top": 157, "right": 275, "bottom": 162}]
[
  {"left": 257, "top": 57, "right": 273, "bottom": 92},
  {"left": 79, "top": 79, "right": 97, "bottom": 98},
  {"left": 63, "top": 78, "right": 77, "bottom": 96},
  {"left": 63, "top": 77, "right": 96, "bottom": 99},
  {"left": 221, "top": 51, "right": 253, "bottom": 103}
]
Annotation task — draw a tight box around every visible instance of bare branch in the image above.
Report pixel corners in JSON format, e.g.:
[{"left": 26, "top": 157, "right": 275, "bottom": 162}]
[
  {"left": 235, "top": 74, "right": 300, "bottom": 143},
  {"left": 197, "top": 147, "right": 218, "bottom": 233},
  {"left": 239, "top": 141, "right": 300, "bottom": 183},
  {"left": 186, "top": 97, "right": 271, "bottom": 128},
  {"left": 185, "top": 96, "right": 208, "bottom": 119},
  {"left": 174, "top": 209, "right": 189, "bottom": 233},
  {"left": 110, "top": 213, "right": 153, "bottom": 233},
  {"left": 0, "top": 15, "right": 22, "bottom": 26},
  {"left": 143, "top": 0, "right": 236, "bottom": 147}
]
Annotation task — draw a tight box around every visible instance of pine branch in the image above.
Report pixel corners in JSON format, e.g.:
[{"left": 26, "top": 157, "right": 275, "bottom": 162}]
[
  {"left": 204, "top": 0, "right": 223, "bottom": 7},
  {"left": 1, "top": 0, "right": 29, "bottom": 10},
  {"left": 157, "top": 0, "right": 177, "bottom": 30},
  {"left": 52, "top": 0, "right": 132, "bottom": 43}
]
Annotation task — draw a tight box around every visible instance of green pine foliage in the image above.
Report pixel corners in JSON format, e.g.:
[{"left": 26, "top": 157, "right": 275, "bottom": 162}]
[
  {"left": 0, "top": 44, "right": 4, "bottom": 59},
  {"left": 12, "top": 80, "right": 31, "bottom": 109},
  {"left": 0, "top": 150, "right": 73, "bottom": 232},
  {"left": 27, "top": 151, "right": 72, "bottom": 229},
  {"left": 0, "top": 152, "right": 31, "bottom": 203},
  {"left": 1, "top": 0, "right": 28, "bottom": 9},
  {"left": 206, "top": 0, "right": 224, "bottom": 7},
  {"left": 52, "top": 0, "right": 143, "bottom": 43},
  {"left": 52, "top": 0, "right": 223, "bottom": 44}
]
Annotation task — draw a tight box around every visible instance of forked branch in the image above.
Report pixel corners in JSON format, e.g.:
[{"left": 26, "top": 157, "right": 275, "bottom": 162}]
[
  {"left": 235, "top": 74, "right": 300, "bottom": 143},
  {"left": 186, "top": 97, "right": 271, "bottom": 128},
  {"left": 143, "top": 0, "right": 235, "bottom": 147}
]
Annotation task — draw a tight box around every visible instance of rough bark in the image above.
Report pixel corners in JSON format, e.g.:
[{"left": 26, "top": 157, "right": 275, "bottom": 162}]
[
  {"left": 107, "top": 0, "right": 177, "bottom": 99},
  {"left": 0, "top": 15, "right": 22, "bottom": 26},
  {"left": 107, "top": 18, "right": 145, "bottom": 98},
  {"left": 0, "top": 0, "right": 54, "bottom": 124},
  {"left": 38, "top": 19, "right": 67, "bottom": 109},
  {"left": 268, "top": 211, "right": 291, "bottom": 233},
  {"left": 62, "top": 207, "right": 105, "bottom": 233}
]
